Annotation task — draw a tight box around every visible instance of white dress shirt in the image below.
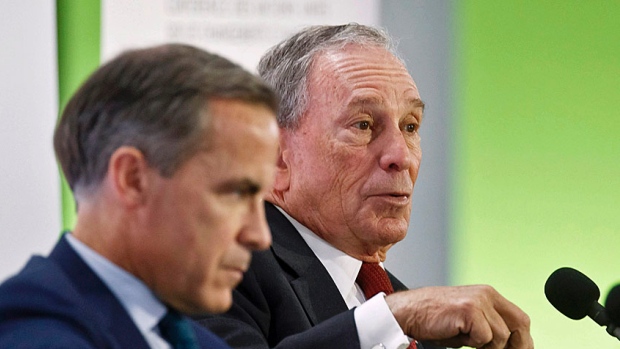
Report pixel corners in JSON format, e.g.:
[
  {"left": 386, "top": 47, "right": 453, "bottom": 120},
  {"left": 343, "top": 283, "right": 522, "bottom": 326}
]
[
  {"left": 66, "top": 234, "right": 171, "bottom": 349},
  {"left": 278, "top": 208, "right": 411, "bottom": 349}
]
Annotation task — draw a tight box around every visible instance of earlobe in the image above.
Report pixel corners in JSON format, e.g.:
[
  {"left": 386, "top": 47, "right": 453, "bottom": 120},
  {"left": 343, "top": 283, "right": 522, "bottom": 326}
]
[{"left": 107, "top": 146, "right": 149, "bottom": 207}]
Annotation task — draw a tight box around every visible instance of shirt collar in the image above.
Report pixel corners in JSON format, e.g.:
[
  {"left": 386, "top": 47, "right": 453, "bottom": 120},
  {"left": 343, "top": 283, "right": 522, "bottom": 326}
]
[
  {"left": 65, "top": 234, "right": 167, "bottom": 335},
  {"left": 276, "top": 206, "right": 363, "bottom": 308}
]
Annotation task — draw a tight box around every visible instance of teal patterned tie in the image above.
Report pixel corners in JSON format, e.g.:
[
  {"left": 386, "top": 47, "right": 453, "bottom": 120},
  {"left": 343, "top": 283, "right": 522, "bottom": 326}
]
[{"left": 158, "top": 309, "right": 199, "bottom": 349}]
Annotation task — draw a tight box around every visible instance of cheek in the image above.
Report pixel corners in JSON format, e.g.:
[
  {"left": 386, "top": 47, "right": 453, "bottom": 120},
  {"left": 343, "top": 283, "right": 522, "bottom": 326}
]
[
  {"left": 410, "top": 150, "right": 422, "bottom": 178},
  {"left": 181, "top": 204, "right": 229, "bottom": 270},
  {"left": 194, "top": 222, "right": 233, "bottom": 260},
  {"left": 407, "top": 132, "right": 422, "bottom": 153},
  {"left": 290, "top": 138, "right": 371, "bottom": 211},
  {"left": 291, "top": 145, "right": 336, "bottom": 194},
  {"left": 188, "top": 235, "right": 227, "bottom": 299},
  {"left": 407, "top": 138, "right": 423, "bottom": 177},
  {"left": 326, "top": 143, "right": 370, "bottom": 185},
  {"left": 195, "top": 204, "right": 249, "bottom": 262},
  {"left": 413, "top": 141, "right": 422, "bottom": 160}
]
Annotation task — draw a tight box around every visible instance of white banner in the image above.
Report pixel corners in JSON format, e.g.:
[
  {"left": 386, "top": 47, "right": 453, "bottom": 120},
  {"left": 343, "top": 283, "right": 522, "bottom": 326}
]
[{"left": 102, "top": 0, "right": 379, "bottom": 71}]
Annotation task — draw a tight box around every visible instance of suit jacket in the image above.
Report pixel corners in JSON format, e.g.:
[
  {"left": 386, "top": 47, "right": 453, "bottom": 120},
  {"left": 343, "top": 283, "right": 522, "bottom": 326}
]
[
  {"left": 199, "top": 202, "right": 439, "bottom": 349},
  {"left": 0, "top": 235, "right": 230, "bottom": 349}
]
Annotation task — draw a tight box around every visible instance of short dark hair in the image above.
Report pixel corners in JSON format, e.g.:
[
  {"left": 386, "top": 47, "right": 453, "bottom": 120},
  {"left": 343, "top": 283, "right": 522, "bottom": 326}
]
[
  {"left": 54, "top": 44, "right": 277, "bottom": 195},
  {"left": 257, "top": 23, "right": 399, "bottom": 129}
]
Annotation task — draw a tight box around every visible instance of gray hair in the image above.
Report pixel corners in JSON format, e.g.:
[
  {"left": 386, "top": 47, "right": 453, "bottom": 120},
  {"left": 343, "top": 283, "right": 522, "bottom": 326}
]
[
  {"left": 257, "top": 23, "right": 400, "bottom": 129},
  {"left": 54, "top": 44, "right": 277, "bottom": 196}
]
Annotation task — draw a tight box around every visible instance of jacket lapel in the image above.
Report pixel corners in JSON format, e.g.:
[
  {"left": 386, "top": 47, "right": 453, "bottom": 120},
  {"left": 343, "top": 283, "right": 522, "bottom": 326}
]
[
  {"left": 265, "top": 203, "right": 349, "bottom": 325},
  {"left": 50, "top": 235, "right": 151, "bottom": 349},
  {"left": 388, "top": 270, "right": 408, "bottom": 292}
]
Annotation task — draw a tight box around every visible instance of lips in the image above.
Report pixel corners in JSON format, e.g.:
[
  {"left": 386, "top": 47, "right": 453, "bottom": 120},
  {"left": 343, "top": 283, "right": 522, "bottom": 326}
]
[
  {"left": 386, "top": 191, "right": 410, "bottom": 197},
  {"left": 368, "top": 189, "right": 412, "bottom": 198},
  {"left": 221, "top": 255, "right": 251, "bottom": 278},
  {"left": 364, "top": 177, "right": 413, "bottom": 199},
  {"left": 223, "top": 262, "right": 249, "bottom": 275},
  {"left": 366, "top": 190, "right": 412, "bottom": 207},
  {"left": 222, "top": 264, "right": 247, "bottom": 286}
]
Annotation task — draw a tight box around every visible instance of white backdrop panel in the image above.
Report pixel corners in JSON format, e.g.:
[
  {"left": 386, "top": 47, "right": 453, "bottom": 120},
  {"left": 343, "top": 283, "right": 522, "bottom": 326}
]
[
  {"left": 102, "top": 0, "right": 379, "bottom": 70},
  {"left": 0, "top": 2, "right": 60, "bottom": 280}
]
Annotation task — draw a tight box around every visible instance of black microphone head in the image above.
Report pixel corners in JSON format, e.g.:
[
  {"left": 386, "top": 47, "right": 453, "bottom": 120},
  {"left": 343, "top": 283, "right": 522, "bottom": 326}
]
[
  {"left": 605, "top": 284, "right": 620, "bottom": 324},
  {"left": 545, "top": 267, "right": 600, "bottom": 320}
]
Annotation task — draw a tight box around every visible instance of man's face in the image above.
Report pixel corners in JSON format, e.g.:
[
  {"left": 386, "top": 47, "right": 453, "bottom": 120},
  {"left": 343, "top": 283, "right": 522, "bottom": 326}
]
[
  {"left": 139, "top": 99, "right": 279, "bottom": 314},
  {"left": 280, "top": 45, "right": 423, "bottom": 262}
]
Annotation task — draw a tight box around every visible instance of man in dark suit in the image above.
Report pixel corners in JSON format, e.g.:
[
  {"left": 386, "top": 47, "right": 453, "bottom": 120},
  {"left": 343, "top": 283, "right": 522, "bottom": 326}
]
[
  {"left": 0, "top": 44, "right": 280, "bottom": 348},
  {"left": 199, "top": 24, "right": 534, "bottom": 349}
]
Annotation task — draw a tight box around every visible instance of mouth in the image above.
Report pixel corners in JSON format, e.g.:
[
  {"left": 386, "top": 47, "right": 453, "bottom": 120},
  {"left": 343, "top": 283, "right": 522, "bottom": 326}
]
[
  {"left": 223, "top": 266, "right": 246, "bottom": 285},
  {"left": 368, "top": 192, "right": 411, "bottom": 205},
  {"left": 372, "top": 190, "right": 411, "bottom": 198},
  {"left": 387, "top": 192, "right": 410, "bottom": 198},
  {"left": 225, "top": 264, "right": 248, "bottom": 274},
  {"left": 222, "top": 253, "right": 251, "bottom": 275}
]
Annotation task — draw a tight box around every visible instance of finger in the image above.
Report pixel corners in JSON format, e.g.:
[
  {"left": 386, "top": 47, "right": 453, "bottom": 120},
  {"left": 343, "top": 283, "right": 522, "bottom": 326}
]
[
  {"left": 455, "top": 285, "right": 511, "bottom": 349},
  {"left": 448, "top": 299, "right": 494, "bottom": 349},
  {"left": 492, "top": 293, "right": 533, "bottom": 349},
  {"left": 506, "top": 326, "right": 535, "bottom": 349},
  {"left": 481, "top": 304, "right": 511, "bottom": 349},
  {"left": 435, "top": 333, "right": 477, "bottom": 348}
]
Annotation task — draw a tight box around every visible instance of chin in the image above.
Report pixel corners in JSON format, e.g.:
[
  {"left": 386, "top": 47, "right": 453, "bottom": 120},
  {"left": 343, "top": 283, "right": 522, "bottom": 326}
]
[
  {"left": 203, "top": 294, "right": 233, "bottom": 315},
  {"left": 173, "top": 289, "right": 232, "bottom": 316},
  {"left": 374, "top": 219, "right": 408, "bottom": 242}
]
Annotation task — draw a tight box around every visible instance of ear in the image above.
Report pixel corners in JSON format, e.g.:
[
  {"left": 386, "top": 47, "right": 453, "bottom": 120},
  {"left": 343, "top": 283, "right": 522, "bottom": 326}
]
[
  {"left": 107, "top": 146, "right": 151, "bottom": 207},
  {"left": 272, "top": 133, "right": 291, "bottom": 192}
]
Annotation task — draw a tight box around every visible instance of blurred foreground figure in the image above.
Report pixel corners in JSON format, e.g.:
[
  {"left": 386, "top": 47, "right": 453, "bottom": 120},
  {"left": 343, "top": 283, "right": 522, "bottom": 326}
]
[{"left": 0, "top": 43, "right": 279, "bottom": 349}]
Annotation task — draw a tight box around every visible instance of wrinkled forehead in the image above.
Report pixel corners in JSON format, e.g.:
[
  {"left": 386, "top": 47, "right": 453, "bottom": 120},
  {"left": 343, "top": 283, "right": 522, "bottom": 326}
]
[
  {"left": 307, "top": 44, "right": 420, "bottom": 107},
  {"left": 318, "top": 42, "right": 405, "bottom": 67},
  {"left": 312, "top": 45, "right": 416, "bottom": 85}
]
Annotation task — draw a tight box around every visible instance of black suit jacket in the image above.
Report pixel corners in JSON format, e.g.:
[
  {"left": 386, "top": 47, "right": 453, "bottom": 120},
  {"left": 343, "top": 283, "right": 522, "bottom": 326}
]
[
  {"left": 0, "top": 235, "right": 230, "bottom": 349},
  {"left": 199, "top": 202, "right": 438, "bottom": 349}
]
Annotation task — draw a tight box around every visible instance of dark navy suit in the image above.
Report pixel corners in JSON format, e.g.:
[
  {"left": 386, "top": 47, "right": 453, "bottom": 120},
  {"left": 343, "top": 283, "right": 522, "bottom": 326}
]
[
  {"left": 0, "top": 235, "right": 230, "bottom": 349},
  {"left": 199, "top": 202, "right": 439, "bottom": 349}
]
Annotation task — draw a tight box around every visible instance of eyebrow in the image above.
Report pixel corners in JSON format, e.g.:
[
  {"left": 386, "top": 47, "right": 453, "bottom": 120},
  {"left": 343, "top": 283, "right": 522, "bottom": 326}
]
[
  {"left": 346, "top": 96, "right": 426, "bottom": 111},
  {"left": 216, "top": 178, "right": 261, "bottom": 195},
  {"left": 409, "top": 98, "right": 425, "bottom": 111}
]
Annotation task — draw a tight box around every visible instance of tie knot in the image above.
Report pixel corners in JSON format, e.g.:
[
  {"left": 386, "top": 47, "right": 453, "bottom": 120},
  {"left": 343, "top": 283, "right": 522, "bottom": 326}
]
[
  {"left": 356, "top": 262, "right": 394, "bottom": 299},
  {"left": 158, "top": 309, "right": 198, "bottom": 349},
  {"left": 356, "top": 263, "right": 417, "bottom": 349}
]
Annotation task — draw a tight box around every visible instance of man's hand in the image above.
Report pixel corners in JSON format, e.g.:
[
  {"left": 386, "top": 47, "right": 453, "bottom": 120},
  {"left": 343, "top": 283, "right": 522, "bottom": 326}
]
[{"left": 385, "top": 285, "right": 533, "bottom": 349}]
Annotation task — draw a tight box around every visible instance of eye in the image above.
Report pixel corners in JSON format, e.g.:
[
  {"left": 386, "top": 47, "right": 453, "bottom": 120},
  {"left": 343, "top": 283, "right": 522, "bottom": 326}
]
[
  {"left": 233, "top": 185, "right": 260, "bottom": 198},
  {"left": 218, "top": 180, "right": 261, "bottom": 200},
  {"left": 356, "top": 121, "right": 371, "bottom": 130},
  {"left": 404, "top": 123, "right": 418, "bottom": 133},
  {"left": 402, "top": 109, "right": 423, "bottom": 133}
]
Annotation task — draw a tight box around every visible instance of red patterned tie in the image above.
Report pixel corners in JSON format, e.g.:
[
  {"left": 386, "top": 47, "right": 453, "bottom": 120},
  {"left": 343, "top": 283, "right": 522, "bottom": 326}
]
[{"left": 356, "top": 262, "right": 417, "bottom": 349}]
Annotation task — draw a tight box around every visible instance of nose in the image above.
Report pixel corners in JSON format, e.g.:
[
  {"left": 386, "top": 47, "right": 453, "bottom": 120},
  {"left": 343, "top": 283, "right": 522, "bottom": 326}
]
[
  {"left": 238, "top": 199, "right": 272, "bottom": 251},
  {"left": 378, "top": 124, "right": 413, "bottom": 172}
]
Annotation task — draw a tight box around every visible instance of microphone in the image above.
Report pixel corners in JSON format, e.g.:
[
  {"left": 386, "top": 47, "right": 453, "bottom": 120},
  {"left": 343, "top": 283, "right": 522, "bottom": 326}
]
[
  {"left": 544, "top": 267, "right": 620, "bottom": 340},
  {"left": 605, "top": 284, "right": 620, "bottom": 325}
]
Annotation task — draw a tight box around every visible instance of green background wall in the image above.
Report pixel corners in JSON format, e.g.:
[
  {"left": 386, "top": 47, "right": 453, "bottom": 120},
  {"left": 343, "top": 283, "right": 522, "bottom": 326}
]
[
  {"left": 453, "top": 1, "right": 620, "bottom": 348},
  {"left": 56, "top": 0, "right": 100, "bottom": 230}
]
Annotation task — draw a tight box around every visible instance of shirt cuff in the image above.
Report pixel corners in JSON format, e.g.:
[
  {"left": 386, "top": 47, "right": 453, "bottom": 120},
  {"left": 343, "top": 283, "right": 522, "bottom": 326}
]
[{"left": 354, "top": 293, "right": 411, "bottom": 349}]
